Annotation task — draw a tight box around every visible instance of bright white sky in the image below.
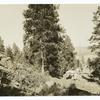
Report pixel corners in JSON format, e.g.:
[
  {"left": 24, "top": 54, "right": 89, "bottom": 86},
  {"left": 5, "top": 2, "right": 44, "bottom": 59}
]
[{"left": 0, "top": 4, "right": 98, "bottom": 49}]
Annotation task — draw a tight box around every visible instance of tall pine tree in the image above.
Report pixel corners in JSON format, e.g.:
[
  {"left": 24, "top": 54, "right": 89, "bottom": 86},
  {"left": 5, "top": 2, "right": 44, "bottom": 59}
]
[
  {"left": 23, "top": 4, "right": 63, "bottom": 77},
  {"left": 89, "top": 6, "right": 100, "bottom": 77}
]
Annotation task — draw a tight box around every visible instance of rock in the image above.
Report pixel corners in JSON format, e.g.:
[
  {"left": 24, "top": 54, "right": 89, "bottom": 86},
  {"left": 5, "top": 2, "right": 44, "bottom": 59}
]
[
  {"left": 46, "top": 81, "right": 55, "bottom": 88},
  {"left": 63, "top": 69, "right": 81, "bottom": 80}
]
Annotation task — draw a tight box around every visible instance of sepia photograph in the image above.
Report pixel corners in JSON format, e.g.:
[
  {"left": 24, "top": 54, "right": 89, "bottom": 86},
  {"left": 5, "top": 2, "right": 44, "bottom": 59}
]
[{"left": 0, "top": 4, "right": 100, "bottom": 96}]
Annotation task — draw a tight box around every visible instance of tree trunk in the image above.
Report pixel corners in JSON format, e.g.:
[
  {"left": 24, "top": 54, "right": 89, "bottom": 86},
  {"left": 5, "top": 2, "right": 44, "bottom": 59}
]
[
  {"left": 41, "top": 50, "right": 45, "bottom": 74},
  {"left": 40, "top": 39, "right": 45, "bottom": 74}
]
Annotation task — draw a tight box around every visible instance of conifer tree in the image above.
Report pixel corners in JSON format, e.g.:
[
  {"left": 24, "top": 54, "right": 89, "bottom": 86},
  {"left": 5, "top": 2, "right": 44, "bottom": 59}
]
[
  {"left": 58, "top": 35, "right": 75, "bottom": 76},
  {"left": 12, "top": 43, "right": 21, "bottom": 62},
  {"left": 12, "top": 43, "right": 20, "bottom": 57},
  {"left": 89, "top": 6, "right": 100, "bottom": 77},
  {"left": 5, "top": 46, "right": 14, "bottom": 62},
  {"left": 23, "top": 4, "right": 63, "bottom": 76},
  {"left": 0, "top": 36, "right": 5, "bottom": 53}
]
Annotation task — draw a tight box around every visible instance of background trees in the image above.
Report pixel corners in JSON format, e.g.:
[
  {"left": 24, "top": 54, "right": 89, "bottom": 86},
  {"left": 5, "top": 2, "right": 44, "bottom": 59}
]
[
  {"left": 12, "top": 43, "right": 22, "bottom": 63},
  {"left": 0, "top": 36, "right": 5, "bottom": 53},
  {"left": 58, "top": 35, "right": 75, "bottom": 76},
  {"left": 5, "top": 46, "right": 14, "bottom": 62},
  {"left": 5, "top": 43, "right": 23, "bottom": 64}
]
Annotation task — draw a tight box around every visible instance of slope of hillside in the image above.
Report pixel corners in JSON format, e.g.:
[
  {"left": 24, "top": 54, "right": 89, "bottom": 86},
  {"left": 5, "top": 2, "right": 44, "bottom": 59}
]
[
  {"left": 75, "top": 47, "right": 94, "bottom": 56},
  {"left": 75, "top": 47, "right": 96, "bottom": 63}
]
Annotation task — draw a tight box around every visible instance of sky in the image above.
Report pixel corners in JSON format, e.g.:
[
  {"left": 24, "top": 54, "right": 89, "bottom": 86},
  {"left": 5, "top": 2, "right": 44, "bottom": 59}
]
[{"left": 0, "top": 4, "right": 98, "bottom": 49}]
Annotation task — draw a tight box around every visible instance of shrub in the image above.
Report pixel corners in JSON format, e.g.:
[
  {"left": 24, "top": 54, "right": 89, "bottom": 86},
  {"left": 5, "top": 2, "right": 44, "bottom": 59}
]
[{"left": 12, "top": 62, "right": 50, "bottom": 95}]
